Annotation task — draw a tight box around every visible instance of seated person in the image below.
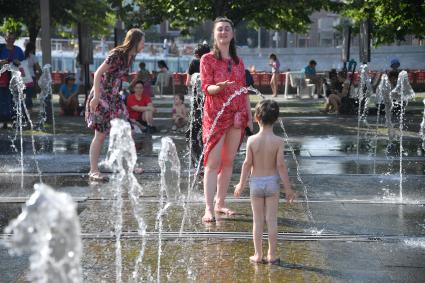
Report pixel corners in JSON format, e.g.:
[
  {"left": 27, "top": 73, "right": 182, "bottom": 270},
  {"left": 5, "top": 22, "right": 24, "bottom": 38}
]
[
  {"left": 304, "top": 59, "right": 322, "bottom": 97},
  {"left": 322, "top": 69, "right": 340, "bottom": 112},
  {"left": 387, "top": 58, "right": 405, "bottom": 114},
  {"left": 58, "top": 75, "right": 79, "bottom": 116},
  {"left": 388, "top": 58, "right": 400, "bottom": 88},
  {"left": 126, "top": 80, "right": 156, "bottom": 133},
  {"left": 323, "top": 71, "right": 349, "bottom": 113},
  {"left": 172, "top": 93, "right": 187, "bottom": 131},
  {"left": 130, "top": 61, "right": 152, "bottom": 97}
]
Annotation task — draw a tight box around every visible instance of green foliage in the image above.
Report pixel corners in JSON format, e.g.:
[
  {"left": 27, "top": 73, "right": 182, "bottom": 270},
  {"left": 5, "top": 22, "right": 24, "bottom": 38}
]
[
  {"left": 133, "top": 0, "right": 340, "bottom": 35},
  {"left": 341, "top": 0, "right": 425, "bottom": 45},
  {"left": 65, "top": 0, "right": 115, "bottom": 37},
  {"left": 0, "top": 0, "right": 115, "bottom": 40},
  {"left": 0, "top": 17, "right": 24, "bottom": 37}
]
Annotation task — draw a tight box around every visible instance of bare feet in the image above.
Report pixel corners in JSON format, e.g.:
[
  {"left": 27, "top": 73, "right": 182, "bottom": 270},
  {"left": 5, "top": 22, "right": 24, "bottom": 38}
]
[
  {"left": 249, "top": 255, "right": 265, "bottom": 264},
  {"left": 202, "top": 209, "right": 215, "bottom": 223},
  {"left": 133, "top": 167, "right": 144, "bottom": 174},
  {"left": 214, "top": 207, "right": 236, "bottom": 215}
]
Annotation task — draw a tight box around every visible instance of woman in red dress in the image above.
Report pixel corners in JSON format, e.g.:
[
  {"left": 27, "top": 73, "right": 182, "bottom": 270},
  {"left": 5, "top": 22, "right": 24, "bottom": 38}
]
[{"left": 200, "top": 17, "right": 253, "bottom": 222}]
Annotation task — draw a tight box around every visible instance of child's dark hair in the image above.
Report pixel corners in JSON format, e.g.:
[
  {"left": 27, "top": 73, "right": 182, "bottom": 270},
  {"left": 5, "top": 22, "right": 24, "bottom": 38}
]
[
  {"left": 176, "top": 93, "right": 184, "bottom": 102},
  {"left": 194, "top": 43, "right": 210, "bottom": 57},
  {"left": 255, "top": 100, "right": 279, "bottom": 125},
  {"left": 158, "top": 60, "right": 168, "bottom": 70},
  {"left": 269, "top": 53, "right": 277, "bottom": 61}
]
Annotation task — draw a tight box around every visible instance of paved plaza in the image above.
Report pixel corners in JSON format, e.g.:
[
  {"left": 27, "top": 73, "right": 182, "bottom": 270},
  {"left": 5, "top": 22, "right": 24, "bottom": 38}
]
[{"left": 0, "top": 94, "right": 424, "bottom": 282}]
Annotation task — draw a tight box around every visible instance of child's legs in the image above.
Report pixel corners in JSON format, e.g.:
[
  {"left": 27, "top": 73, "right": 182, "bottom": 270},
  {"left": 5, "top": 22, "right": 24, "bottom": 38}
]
[
  {"left": 265, "top": 193, "right": 279, "bottom": 260},
  {"left": 89, "top": 130, "right": 106, "bottom": 173},
  {"left": 176, "top": 117, "right": 186, "bottom": 128},
  {"left": 142, "top": 110, "right": 154, "bottom": 125},
  {"left": 251, "top": 195, "right": 265, "bottom": 258}
]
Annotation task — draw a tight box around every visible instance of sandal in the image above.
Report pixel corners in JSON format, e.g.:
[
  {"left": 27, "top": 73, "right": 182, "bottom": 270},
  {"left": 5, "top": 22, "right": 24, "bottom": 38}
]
[{"left": 88, "top": 171, "right": 109, "bottom": 182}]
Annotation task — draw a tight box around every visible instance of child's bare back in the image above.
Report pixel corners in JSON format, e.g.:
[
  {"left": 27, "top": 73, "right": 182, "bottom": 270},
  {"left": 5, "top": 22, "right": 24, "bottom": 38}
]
[{"left": 248, "top": 131, "right": 283, "bottom": 177}]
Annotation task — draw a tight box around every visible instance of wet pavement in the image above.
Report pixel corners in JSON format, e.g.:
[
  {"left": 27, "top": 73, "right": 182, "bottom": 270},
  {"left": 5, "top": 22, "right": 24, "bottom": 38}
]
[{"left": 0, "top": 94, "right": 424, "bottom": 282}]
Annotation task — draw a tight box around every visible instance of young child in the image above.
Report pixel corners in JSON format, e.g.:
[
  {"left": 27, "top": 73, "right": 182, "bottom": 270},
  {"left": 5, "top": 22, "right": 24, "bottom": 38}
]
[
  {"left": 126, "top": 80, "right": 157, "bottom": 133},
  {"left": 234, "top": 99, "right": 296, "bottom": 264},
  {"left": 172, "top": 93, "right": 187, "bottom": 131}
]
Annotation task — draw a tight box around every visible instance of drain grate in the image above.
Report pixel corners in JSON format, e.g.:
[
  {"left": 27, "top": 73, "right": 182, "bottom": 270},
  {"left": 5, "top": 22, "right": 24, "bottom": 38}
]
[{"left": 2, "top": 231, "right": 422, "bottom": 243}]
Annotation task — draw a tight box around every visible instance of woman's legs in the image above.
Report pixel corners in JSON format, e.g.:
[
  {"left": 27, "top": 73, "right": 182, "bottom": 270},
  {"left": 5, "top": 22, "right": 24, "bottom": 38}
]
[
  {"left": 89, "top": 130, "right": 106, "bottom": 174},
  {"left": 59, "top": 97, "right": 66, "bottom": 116},
  {"left": 265, "top": 193, "right": 279, "bottom": 262},
  {"left": 274, "top": 75, "right": 279, "bottom": 96},
  {"left": 250, "top": 195, "right": 265, "bottom": 262},
  {"left": 334, "top": 96, "right": 342, "bottom": 112},
  {"left": 70, "top": 97, "right": 79, "bottom": 115},
  {"left": 24, "top": 87, "right": 34, "bottom": 110},
  {"left": 202, "top": 134, "right": 225, "bottom": 221},
  {"left": 270, "top": 74, "right": 277, "bottom": 97},
  {"left": 215, "top": 127, "right": 242, "bottom": 214}
]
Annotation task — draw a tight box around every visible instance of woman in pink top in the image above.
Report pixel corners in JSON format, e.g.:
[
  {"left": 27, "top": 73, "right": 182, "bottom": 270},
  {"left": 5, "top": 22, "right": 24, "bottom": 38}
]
[{"left": 200, "top": 17, "right": 253, "bottom": 222}]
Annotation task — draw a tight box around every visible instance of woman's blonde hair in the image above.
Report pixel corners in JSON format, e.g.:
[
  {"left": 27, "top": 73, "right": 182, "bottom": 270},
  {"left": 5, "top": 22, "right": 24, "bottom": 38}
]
[
  {"left": 112, "top": 28, "right": 144, "bottom": 65},
  {"left": 212, "top": 17, "right": 239, "bottom": 65}
]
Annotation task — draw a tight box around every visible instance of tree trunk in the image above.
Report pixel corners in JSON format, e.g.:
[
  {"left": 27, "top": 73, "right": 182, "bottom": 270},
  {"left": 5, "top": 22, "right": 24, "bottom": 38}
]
[
  {"left": 25, "top": 12, "right": 40, "bottom": 49},
  {"left": 28, "top": 25, "right": 40, "bottom": 48}
]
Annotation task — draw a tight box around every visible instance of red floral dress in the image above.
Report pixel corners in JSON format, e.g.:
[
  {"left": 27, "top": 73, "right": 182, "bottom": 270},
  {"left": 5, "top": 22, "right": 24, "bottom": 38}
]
[
  {"left": 85, "top": 50, "right": 130, "bottom": 133},
  {"left": 200, "top": 52, "right": 248, "bottom": 166}
]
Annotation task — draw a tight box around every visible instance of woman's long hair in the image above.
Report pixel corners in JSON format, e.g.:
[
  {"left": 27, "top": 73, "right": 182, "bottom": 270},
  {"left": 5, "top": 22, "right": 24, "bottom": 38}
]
[
  {"left": 24, "top": 42, "right": 36, "bottom": 59},
  {"left": 112, "top": 28, "right": 144, "bottom": 65},
  {"left": 212, "top": 17, "right": 239, "bottom": 65}
]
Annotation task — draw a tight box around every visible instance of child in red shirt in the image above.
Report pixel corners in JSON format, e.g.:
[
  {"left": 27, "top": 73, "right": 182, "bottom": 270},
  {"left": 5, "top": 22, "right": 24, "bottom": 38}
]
[{"left": 126, "top": 80, "right": 156, "bottom": 133}]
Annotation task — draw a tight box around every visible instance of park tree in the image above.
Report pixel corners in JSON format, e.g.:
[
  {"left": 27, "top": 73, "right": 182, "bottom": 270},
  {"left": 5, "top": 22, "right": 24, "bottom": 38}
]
[
  {"left": 340, "top": 0, "right": 425, "bottom": 45},
  {"left": 0, "top": 0, "right": 114, "bottom": 46},
  {"left": 129, "top": 0, "right": 341, "bottom": 34}
]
